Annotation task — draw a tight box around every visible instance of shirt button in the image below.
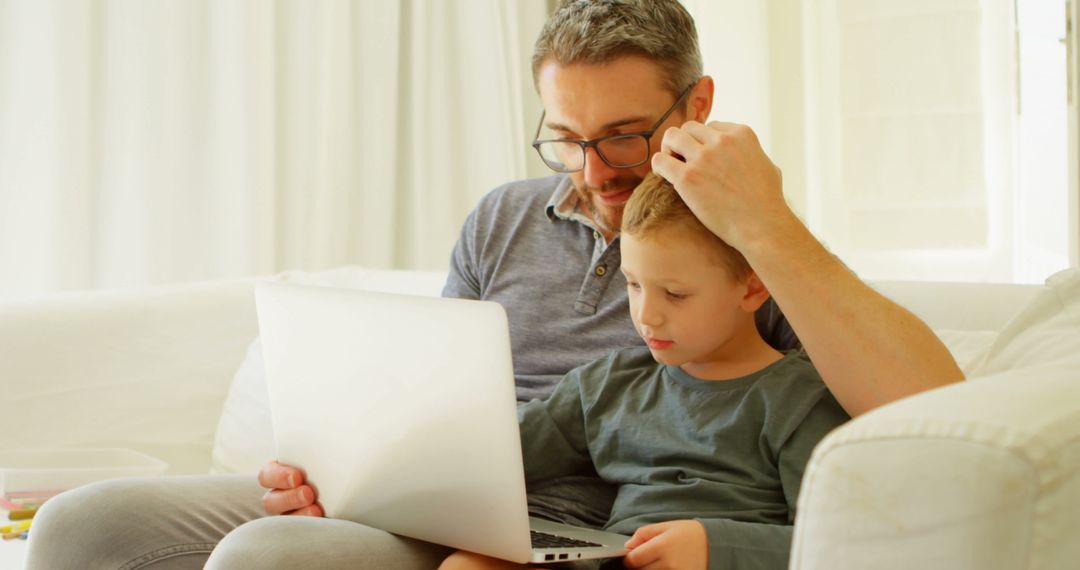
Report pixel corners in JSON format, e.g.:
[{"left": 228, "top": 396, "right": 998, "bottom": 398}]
[
  {"left": 593, "top": 230, "right": 601, "bottom": 240},
  {"left": 595, "top": 265, "right": 607, "bottom": 277}
]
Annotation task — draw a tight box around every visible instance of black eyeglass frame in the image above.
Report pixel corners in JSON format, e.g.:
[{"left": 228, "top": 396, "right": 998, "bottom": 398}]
[{"left": 530, "top": 81, "right": 697, "bottom": 173}]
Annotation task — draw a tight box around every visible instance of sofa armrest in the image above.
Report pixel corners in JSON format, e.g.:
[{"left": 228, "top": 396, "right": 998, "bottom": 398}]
[
  {"left": 790, "top": 363, "right": 1080, "bottom": 569},
  {"left": 0, "top": 279, "right": 258, "bottom": 474}
]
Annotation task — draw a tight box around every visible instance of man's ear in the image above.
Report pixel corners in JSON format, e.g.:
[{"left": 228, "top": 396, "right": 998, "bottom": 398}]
[
  {"left": 740, "top": 272, "right": 771, "bottom": 313},
  {"left": 688, "top": 76, "right": 714, "bottom": 122}
]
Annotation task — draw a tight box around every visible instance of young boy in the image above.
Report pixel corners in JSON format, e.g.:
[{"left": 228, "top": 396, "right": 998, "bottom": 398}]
[{"left": 440, "top": 173, "right": 850, "bottom": 570}]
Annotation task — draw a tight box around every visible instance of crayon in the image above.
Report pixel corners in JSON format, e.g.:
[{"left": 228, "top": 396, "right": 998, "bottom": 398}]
[
  {"left": 0, "top": 519, "right": 31, "bottom": 534},
  {"left": 7, "top": 508, "right": 36, "bottom": 520}
]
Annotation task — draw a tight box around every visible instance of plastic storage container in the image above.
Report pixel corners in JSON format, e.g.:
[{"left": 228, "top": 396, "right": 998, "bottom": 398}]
[{"left": 0, "top": 448, "right": 168, "bottom": 496}]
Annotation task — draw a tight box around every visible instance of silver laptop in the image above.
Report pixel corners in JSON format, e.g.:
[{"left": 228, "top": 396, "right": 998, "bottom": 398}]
[{"left": 255, "top": 281, "right": 629, "bottom": 564}]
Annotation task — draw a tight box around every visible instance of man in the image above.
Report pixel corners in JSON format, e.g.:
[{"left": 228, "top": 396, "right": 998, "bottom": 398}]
[{"left": 27, "top": 2, "right": 962, "bottom": 569}]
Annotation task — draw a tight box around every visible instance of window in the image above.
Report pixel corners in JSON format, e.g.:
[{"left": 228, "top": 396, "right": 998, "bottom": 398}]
[{"left": 802, "top": 0, "right": 1074, "bottom": 283}]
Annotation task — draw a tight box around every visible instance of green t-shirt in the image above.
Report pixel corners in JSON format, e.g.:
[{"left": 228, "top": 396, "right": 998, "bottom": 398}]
[{"left": 518, "top": 347, "right": 850, "bottom": 569}]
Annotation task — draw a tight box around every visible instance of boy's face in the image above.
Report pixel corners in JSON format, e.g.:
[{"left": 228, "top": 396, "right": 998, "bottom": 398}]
[{"left": 620, "top": 226, "right": 761, "bottom": 368}]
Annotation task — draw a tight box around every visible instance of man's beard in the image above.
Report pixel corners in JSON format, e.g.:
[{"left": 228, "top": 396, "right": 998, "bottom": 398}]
[{"left": 574, "top": 174, "right": 643, "bottom": 234}]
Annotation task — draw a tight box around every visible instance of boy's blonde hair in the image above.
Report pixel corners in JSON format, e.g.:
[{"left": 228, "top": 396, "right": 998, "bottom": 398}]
[{"left": 622, "top": 173, "right": 751, "bottom": 279}]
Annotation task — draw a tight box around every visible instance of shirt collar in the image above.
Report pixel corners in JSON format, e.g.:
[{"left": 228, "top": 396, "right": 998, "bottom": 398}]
[
  {"left": 544, "top": 175, "right": 576, "bottom": 221},
  {"left": 544, "top": 175, "right": 608, "bottom": 237}
]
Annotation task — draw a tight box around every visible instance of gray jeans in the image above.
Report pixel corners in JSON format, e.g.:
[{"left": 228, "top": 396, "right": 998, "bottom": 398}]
[{"left": 25, "top": 474, "right": 453, "bottom": 570}]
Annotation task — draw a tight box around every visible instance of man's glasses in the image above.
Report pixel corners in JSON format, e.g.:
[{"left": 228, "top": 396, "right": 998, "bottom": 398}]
[{"left": 531, "top": 82, "right": 696, "bottom": 173}]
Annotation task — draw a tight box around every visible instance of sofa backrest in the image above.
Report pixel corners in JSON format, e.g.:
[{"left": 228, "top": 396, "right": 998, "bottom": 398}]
[
  {"left": 0, "top": 266, "right": 1048, "bottom": 476},
  {"left": 0, "top": 278, "right": 260, "bottom": 475},
  {"left": 870, "top": 280, "right": 1040, "bottom": 331}
]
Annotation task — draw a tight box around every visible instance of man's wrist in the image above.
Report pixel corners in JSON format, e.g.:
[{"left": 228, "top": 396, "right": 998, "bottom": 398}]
[{"left": 735, "top": 205, "right": 810, "bottom": 263}]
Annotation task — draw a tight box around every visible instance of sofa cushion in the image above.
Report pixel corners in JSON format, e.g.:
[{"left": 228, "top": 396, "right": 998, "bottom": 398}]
[
  {"left": 210, "top": 267, "right": 447, "bottom": 474},
  {"left": 210, "top": 336, "right": 275, "bottom": 474},
  {"left": 972, "top": 267, "right": 1080, "bottom": 377}
]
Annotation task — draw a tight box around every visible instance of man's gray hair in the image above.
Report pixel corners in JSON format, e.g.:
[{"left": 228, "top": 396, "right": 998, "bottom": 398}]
[{"left": 532, "top": 0, "right": 702, "bottom": 96}]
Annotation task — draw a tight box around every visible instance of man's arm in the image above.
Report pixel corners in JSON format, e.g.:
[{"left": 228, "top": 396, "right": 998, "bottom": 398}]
[{"left": 653, "top": 121, "right": 963, "bottom": 416}]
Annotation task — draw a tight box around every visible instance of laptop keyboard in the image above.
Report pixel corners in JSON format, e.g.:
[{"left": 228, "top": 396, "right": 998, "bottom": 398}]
[{"left": 530, "top": 530, "right": 603, "bottom": 549}]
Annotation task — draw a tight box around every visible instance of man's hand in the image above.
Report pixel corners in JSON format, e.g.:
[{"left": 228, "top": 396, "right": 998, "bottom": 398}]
[
  {"left": 652, "top": 121, "right": 793, "bottom": 253},
  {"left": 622, "top": 520, "right": 708, "bottom": 570},
  {"left": 257, "top": 460, "right": 323, "bottom": 516}
]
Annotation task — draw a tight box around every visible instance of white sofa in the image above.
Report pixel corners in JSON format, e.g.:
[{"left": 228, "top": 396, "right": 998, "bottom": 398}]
[{"left": 2, "top": 266, "right": 1078, "bottom": 569}]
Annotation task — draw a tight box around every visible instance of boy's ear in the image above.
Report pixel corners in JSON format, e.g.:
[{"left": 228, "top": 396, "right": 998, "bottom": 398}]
[{"left": 740, "top": 272, "right": 771, "bottom": 313}]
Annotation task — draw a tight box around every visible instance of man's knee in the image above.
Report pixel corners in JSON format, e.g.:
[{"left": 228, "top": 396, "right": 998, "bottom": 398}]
[
  {"left": 207, "top": 516, "right": 454, "bottom": 570},
  {"left": 205, "top": 517, "right": 302, "bottom": 569},
  {"left": 206, "top": 517, "right": 377, "bottom": 569},
  {"left": 28, "top": 475, "right": 260, "bottom": 570},
  {"left": 31, "top": 478, "right": 143, "bottom": 537},
  {"left": 28, "top": 478, "right": 187, "bottom": 569}
]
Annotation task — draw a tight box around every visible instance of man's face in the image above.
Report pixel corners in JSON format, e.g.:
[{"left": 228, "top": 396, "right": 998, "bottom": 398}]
[{"left": 536, "top": 57, "right": 690, "bottom": 233}]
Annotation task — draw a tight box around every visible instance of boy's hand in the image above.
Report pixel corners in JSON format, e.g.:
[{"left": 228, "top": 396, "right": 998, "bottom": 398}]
[
  {"left": 622, "top": 520, "right": 708, "bottom": 570},
  {"left": 257, "top": 459, "right": 323, "bottom": 517}
]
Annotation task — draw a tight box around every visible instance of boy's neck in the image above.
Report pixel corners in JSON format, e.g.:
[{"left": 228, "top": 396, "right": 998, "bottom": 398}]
[{"left": 679, "top": 327, "right": 784, "bottom": 381}]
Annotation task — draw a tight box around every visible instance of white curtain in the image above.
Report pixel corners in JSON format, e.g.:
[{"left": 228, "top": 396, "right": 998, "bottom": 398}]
[
  {"left": 0, "top": 0, "right": 549, "bottom": 297},
  {"left": 679, "top": 0, "right": 772, "bottom": 151}
]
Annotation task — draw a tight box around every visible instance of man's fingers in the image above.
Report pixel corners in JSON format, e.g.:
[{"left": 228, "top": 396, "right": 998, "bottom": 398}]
[
  {"left": 683, "top": 121, "right": 759, "bottom": 160},
  {"left": 261, "top": 485, "right": 312, "bottom": 515},
  {"left": 659, "top": 125, "right": 703, "bottom": 163},
  {"left": 679, "top": 121, "right": 725, "bottom": 147},
  {"left": 703, "top": 119, "right": 744, "bottom": 132},
  {"left": 705, "top": 120, "right": 762, "bottom": 144},
  {"left": 286, "top": 503, "right": 324, "bottom": 518},
  {"left": 261, "top": 485, "right": 315, "bottom": 515},
  {"left": 650, "top": 152, "right": 686, "bottom": 186},
  {"left": 257, "top": 460, "right": 300, "bottom": 490}
]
